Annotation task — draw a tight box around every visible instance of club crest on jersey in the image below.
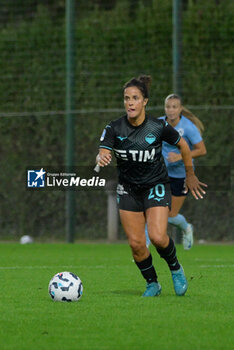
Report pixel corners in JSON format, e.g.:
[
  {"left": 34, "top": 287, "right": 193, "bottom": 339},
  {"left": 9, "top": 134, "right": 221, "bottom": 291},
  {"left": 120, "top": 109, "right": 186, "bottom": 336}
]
[
  {"left": 178, "top": 128, "right": 184, "bottom": 136},
  {"left": 145, "top": 133, "right": 156, "bottom": 144}
]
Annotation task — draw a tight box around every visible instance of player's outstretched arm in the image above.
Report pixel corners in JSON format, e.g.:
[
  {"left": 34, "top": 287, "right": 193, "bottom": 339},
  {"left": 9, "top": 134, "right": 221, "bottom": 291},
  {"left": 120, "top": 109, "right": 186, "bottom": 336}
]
[{"left": 176, "top": 138, "right": 207, "bottom": 200}]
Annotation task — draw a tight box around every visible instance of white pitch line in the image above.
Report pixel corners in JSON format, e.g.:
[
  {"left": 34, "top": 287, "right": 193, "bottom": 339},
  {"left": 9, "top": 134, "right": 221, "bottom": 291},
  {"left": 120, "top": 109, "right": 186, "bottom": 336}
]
[
  {"left": 0, "top": 265, "right": 105, "bottom": 270},
  {"left": 195, "top": 258, "right": 226, "bottom": 262},
  {"left": 1, "top": 264, "right": 233, "bottom": 270},
  {"left": 200, "top": 265, "right": 234, "bottom": 268}
]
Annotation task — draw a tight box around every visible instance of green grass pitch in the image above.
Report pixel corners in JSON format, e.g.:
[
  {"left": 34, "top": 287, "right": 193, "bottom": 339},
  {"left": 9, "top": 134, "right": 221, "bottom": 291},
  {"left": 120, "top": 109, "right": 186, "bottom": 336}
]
[{"left": 0, "top": 243, "right": 233, "bottom": 350}]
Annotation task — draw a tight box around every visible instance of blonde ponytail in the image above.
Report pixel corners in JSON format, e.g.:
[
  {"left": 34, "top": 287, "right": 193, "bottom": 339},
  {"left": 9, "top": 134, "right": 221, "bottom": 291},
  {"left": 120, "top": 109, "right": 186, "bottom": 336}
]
[{"left": 181, "top": 106, "right": 204, "bottom": 134}]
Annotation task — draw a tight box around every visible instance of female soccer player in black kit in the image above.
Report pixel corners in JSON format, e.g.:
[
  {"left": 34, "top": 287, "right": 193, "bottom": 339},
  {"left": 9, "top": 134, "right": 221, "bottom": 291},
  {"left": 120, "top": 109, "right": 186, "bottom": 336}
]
[{"left": 96, "top": 75, "right": 206, "bottom": 297}]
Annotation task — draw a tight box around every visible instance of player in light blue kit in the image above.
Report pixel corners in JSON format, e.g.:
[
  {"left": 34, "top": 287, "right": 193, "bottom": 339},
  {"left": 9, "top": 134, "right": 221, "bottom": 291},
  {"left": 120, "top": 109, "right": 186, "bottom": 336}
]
[{"left": 146, "top": 94, "right": 207, "bottom": 249}]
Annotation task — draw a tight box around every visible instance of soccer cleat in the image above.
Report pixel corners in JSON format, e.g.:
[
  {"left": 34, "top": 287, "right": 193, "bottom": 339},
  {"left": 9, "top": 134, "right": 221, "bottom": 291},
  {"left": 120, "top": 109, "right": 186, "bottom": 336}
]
[
  {"left": 142, "top": 282, "right": 162, "bottom": 297},
  {"left": 171, "top": 266, "right": 188, "bottom": 296},
  {"left": 182, "top": 223, "right": 194, "bottom": 250}
]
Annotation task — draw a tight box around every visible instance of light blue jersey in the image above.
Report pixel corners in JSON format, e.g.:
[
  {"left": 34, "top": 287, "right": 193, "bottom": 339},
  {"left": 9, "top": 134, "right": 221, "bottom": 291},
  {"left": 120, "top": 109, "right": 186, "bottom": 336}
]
[{"left": 159, "top": 115, "right": 202, "bottom": 178}]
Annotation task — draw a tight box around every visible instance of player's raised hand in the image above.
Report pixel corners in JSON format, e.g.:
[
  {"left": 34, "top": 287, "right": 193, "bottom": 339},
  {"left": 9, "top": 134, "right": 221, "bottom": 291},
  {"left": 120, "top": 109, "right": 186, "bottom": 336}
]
[
  {"left": 186, "top": 174, "right": 207, "bottom": 200},
  {"left": 96, "top": 150, "right": 112, "bottom": 167},
  {"left": 94, "top": 150, "right": 112, "bottom": 173}
]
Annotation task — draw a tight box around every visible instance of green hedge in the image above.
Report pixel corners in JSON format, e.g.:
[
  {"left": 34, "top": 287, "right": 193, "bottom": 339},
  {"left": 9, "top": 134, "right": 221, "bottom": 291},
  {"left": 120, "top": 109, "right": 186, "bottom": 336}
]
[{"left": 0, "top": 0, "right": 233, "bottom": 240}]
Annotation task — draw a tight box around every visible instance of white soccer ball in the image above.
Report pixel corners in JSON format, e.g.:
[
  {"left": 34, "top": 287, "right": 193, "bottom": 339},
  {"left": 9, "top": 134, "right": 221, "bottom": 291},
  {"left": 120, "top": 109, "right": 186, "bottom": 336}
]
[
  {"left": 48, "top": 271, "right": 83, "bottom": 302},
  {"left": 20, "top": 235, "right": 33, "bottom": 244}
]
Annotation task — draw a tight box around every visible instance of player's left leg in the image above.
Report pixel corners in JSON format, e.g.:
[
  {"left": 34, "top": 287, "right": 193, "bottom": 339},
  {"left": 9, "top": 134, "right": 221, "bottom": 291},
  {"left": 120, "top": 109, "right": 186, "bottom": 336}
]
[
  {"left": 169, "top": 195, "right": 193, "bottom": 250},
  {"left": 169, "top": 177, "right": 194, "bottom": 249},
  {"left": 119, "top": 209, "right": 161, "bottom": 297},
  {"left": 146, "top": 206, "right": 188, "bottom": 296}
]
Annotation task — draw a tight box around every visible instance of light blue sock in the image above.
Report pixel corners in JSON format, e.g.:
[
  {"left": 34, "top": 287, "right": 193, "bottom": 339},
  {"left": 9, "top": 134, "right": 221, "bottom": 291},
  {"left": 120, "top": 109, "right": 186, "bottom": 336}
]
[
  {"left": 145, "top": 225, "right": 151, "bottom": 247},
  {"left": 168, "top": 214, "right": 188, "bottom": 231}
]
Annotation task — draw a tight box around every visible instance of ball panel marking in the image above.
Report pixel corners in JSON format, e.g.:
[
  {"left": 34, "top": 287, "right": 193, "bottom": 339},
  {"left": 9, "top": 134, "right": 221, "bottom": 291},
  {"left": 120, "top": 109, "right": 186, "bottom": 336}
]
[{"left": 48, "top": 271, "right": 83, "bottom": 302}]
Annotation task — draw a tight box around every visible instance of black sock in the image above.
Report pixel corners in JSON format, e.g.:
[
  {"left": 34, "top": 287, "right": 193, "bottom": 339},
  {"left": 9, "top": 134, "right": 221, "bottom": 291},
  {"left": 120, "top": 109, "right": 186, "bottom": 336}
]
[
  {"left": 135, "top": 254, "right": 158, "bottom": 283},
  {"left": 156, "top": 238, "right": 180, "bottom": 271}
]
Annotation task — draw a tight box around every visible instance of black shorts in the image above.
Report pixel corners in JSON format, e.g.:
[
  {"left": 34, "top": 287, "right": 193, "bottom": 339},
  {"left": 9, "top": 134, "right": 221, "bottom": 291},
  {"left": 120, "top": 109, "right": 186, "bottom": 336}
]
[
  {"left": 116, "top": 182, "right": 171, "bottom": 212},
  {"left": 169, "top": 177, "right": 188, "bottom": 197}
]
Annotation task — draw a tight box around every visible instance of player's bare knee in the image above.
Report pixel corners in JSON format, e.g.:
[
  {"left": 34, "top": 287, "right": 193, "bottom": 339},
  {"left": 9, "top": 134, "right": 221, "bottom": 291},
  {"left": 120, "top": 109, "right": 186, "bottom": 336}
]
[
  {"left": 151, "top": 235, "right": 168, "bottom": 249},
  {"left": 129, "top": 238, "right": 146, "bottom": 256}
]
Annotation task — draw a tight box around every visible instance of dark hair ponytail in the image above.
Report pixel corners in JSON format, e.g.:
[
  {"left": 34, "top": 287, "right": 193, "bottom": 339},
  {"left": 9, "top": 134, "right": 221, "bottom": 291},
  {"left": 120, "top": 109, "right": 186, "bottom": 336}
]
[{"left": 123, "top": 74, "right": 152, "bottom": 99}]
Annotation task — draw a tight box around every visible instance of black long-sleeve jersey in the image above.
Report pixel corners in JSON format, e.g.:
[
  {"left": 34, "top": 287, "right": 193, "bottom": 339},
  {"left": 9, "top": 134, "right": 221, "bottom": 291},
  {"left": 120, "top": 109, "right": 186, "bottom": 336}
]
[{"left": 99, "top": 115, "right": 181, "bottom": 186}]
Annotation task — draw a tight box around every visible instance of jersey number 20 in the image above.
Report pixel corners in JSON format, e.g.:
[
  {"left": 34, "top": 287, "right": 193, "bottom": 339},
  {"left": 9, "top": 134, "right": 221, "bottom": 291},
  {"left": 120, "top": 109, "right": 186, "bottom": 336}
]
[{"left": 148, "top": 184, "right": 165, "bottom": 200}]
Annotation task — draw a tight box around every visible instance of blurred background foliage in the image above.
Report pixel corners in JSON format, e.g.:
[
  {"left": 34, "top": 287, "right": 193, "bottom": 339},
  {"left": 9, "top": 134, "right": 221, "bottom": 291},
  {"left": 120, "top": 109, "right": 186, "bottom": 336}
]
[{"left": 0, "top": 0, "right": 233, "bottom": 241}]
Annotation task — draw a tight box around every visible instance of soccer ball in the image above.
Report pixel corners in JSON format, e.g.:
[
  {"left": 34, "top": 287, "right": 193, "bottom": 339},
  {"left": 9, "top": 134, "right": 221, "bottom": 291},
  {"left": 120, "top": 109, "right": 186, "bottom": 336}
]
[
  {"left": 20, "top": 235, "right": 33, "bottom": 244},
  {"left": 48, "top": 271, "right": 83, "bottom": 302}
]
